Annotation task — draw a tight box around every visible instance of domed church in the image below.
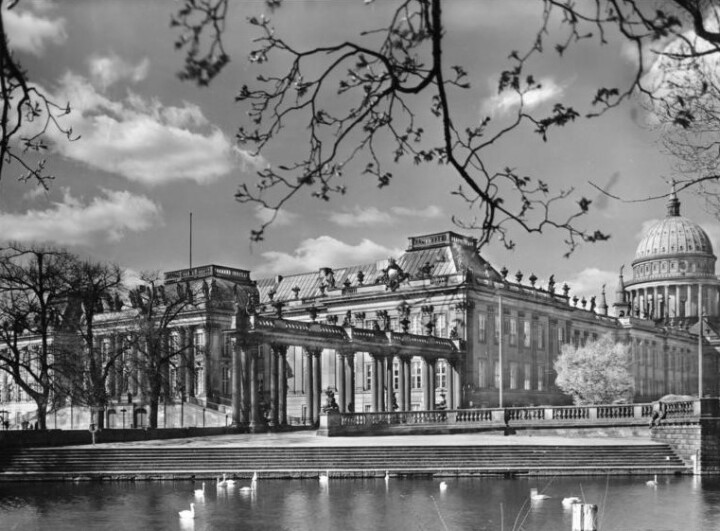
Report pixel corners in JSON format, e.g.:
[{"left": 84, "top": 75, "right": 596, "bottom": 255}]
[{"left": 616, "top": 186, "right": 720, "bottom": 324}]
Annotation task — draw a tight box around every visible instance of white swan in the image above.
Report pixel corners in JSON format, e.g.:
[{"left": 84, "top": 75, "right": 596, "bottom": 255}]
[
  {"left": 439, "top": 481, "right": 448, "bottom": 492},
  {"left": 646, "top": 475, "right": 658, "bottom": 487},
  {"left": 223, "top": 473, "right": 236, "bottom": 487},
  {"left": 530, "top": 488, "right": 551, "bottom": 500},
  {"left": 252, "top": 471, "right": 258, "bottom": 483},
  {"left": 217, "top": 475, "right": 227, "bottom": 488},
  {"left": 385, "top": 470, "right": 390, "bottom": 482},
  {"left": 562, "top": 496, "right": 581, "bottom": 506},
  {"left": 194, "top": 482, "right": 205, "bottom": 499},
  {"left": 239, "top": 473, "right": 258, "bottom": 493},
  {"left": 319, "top": 470, "right": 329, "bottom": 485},
  {"left": 178, "top": 502, "right": 195, "bottom": 520}
]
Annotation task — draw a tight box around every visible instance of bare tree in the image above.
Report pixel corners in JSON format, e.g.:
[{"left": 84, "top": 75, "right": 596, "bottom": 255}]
[
  {"left": 53, "top": 260, "right": 124, "bottom": 429},
  {"left": 124, "top": 273, "right": 197, "bottom": 429},
  {"left": 0, "top": 244, "right": 77, "bottom": 429},
  {"left": 173, "top": 0, "right": 720, "bottom": 251},
  {"left": 0, "top": 0, "right": 75, "bottom": 186}
]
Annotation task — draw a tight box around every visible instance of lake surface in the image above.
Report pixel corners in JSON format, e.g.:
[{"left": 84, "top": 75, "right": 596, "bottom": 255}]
[{"left": 1, "top": 475, "right": 719, "bottom": 530}]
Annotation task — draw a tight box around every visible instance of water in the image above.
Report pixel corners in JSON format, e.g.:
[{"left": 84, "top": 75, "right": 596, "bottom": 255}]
[{"left": 1, "top": 475, "right": 719, "bottom": 530}]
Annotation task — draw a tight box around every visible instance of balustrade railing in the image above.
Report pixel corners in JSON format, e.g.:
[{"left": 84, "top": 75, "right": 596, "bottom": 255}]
[{"left": 330, "top": 401, "right": 700, "bottom": 431}]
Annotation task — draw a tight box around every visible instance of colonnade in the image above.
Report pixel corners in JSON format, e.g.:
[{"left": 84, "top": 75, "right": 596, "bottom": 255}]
[
  {"left": 231, "top": 340, "right": 462, "bottom": 429},
  {"left": 626, "top": 283, "right": 720, "bottom": 319}
]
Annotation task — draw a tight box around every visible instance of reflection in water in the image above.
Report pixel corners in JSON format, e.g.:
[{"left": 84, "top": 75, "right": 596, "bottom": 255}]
[{"left": 1, "top": 476, "right": 720, "bottom": 530}]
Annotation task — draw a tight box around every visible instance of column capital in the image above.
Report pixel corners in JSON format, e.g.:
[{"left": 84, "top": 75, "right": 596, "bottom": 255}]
[{"left": 270, "top": 343, "right": 289, "bottom": 356}]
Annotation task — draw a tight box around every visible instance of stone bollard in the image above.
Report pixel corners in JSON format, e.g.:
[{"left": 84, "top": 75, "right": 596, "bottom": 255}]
[{"left": 572, "top": 503, "right": 598, "bottom": 531}]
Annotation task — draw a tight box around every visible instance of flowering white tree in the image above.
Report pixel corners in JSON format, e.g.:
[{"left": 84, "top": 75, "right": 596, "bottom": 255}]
[{"left": 554, "top": 333, "right": 634, "bottom": 405}]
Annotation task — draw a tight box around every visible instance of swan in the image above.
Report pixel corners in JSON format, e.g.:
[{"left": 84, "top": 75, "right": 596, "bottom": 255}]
[
  {"left": 646, "top": 475, "right": 658, "bottom": 487},
  {"left": 319, "top": 470, "right": 329, "bottom": 485},
  {"left": 252, "top": 471, "right": 258, "bottom": 483},
  {"left": 439, "top": 481, "right": 448, "bottom": 492},
  {"left": 194, "top": 482, "right": 205, "bottom": 499},
  {"left": 562, "top": 496, "right": 582, "bottom": 506},
  {"left": 223, "top": 473, "right": 236, "bottom": 487},
  {"left": 178, "top": 502, "right": 195, "bottom": 520},
  {"left": 530, "top": 488, "right": 551, "bottom": 500},
  {"left": 217, "top": 475, "right": 227, "bottom": 488},
  {"left": 239, "top": 473, "right": 257, "bottom": 493},
  {"left": 385, "top": 470, "right": 390, "bottom": 482}
]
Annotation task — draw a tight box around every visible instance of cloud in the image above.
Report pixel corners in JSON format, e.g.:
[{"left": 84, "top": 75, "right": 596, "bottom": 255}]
[
  {"left": 481, "top": 77, "right": 565, "bottom": 117},
  {"left": 3, "top": 6, "right": 66, "bottom": 55},
  {"left": 43, "top": 73, "right": 243, "bottom": 186},
  {"left": 636, "top": 218, "right": 660, "bottom": 240},
  {"left": 0, "top": 189, "right": 162, "bottom": 245},
  {"left": 89, "top": 55, "right": 150, "bottom": 90},
  {"left": 391, "top": 205, "right": 443, "bottom": 218},
  {"left": 22, "top": 185, "right": 49, "bottom": 201},
  {"left": 254, "top": 205, "right": 298, "bottom": 227},
  {"left": 562, "top": 268, "right": 618, "bottom": 307},
  {"left": 260, "top": 236, "right": 403, "bottom": 275},
  {"left": 329, "top": 206, "right": 393, "bottom": 227}
]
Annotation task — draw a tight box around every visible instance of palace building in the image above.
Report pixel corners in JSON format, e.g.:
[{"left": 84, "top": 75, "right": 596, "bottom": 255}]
[{"left": 0, "top": 190, "right": 718, "bottom": 429}]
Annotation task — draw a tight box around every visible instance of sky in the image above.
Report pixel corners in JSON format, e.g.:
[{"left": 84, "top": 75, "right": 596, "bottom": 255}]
[{"left": 2, "top": 0, "right": 718, "bottom": 305}]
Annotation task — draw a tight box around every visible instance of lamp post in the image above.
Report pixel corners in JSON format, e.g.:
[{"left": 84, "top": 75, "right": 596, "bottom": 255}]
[
  {"left": 202, "top": 407, "right": 206, "bottom": 428},
  {"left": 498, "top": 294, "right": 504, "bottom": 408},
  {"left": 120, "top": 408, "right": 126, "bottom": 429}
]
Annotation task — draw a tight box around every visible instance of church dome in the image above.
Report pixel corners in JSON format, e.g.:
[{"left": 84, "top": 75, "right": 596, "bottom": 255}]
[{"left": 631, "top": 189, "right": 716, "bottom": 282}]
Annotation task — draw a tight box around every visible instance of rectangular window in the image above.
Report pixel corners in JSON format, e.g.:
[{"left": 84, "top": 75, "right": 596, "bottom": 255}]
[
  {"left": 390, "top": 317, "right": 399, "bottom": 332},
  {"left": 364, "top": 362, "right": 373, "bottom": 391},
  {"left": 393, "top": 361, "right": 399, "bottom": 391},
  {"left": 509, "top": 318, "right": 518, "bottom": 346},
  {"left": 557, "top": 326, "right": 565, "bottom": 353},
  {"left": 524, "top": 363, "right": 532, "bottom": 390},
  {"left": 494, "top": 314, "right": 500, "bottom": 344},
  {"left": 221, "top": 365, "right": 230, "bottom": 395},
  {"left": 523, "top": 320, "right": 531, "bottom": 348},
  {"left": 410, "top": 314, "right": 422, "bottom": 335},
  {"left": 435, "top": 313, "right": 447, "bottom": 338},
  {"left": 411, "top": 361, "right": 422, "bottom": 389},
  {"left": 478, "top": 359, "right": 488, "bottom": 389},
  {"left": 537, "top": 324, "right": 545, "bottom": 350},
  {"left": 193, "top": 329, "right": 206, "bottom": 355},
  {"left": 510, "top": 362, "right": 519, "bottom": 389},
  {"left": 436, "top": 361, "right": 447, "bottom": 390},
  {"left": 493, "top": 362, "right": 500, "bottom": 388},
  {"left": 537, "top": 365, "right": 545, "bottom": 391},
  {"left": 478, "top": 313, "right": 487, "bottom": 343}
]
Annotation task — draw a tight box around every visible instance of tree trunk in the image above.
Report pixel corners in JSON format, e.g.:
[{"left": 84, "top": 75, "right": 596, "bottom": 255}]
[{"left": 35, "top": 397, "right": 48, "bottom": 430}]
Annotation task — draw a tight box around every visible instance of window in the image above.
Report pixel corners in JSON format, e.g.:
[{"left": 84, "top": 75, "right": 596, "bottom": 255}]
[
  {"left": 493, "top": 362, "right": 500, "bottom": 388},
  {"left": 509, "top": 318, "right": 518, "bottom": 346},
  {"left": 436, "top": 361, "right": 447, "bottom": 390},
  {"left": 524, "top": 363, "right": 532, "bottom": 390},
  {"left": 478, "top": 359, "right": 488, "bottom": 389},
  {"left": 510, "top": 362, "right": 519, "bottom": 389},
  {"left": 193, "top": 329, "right": 206, "bottom": 355},
  {"left": 478, "top": 313, "right": 487, "bottom": 343},
  {"left": 411, "top": 360, "right": 422, "bottom": 389},
  {"left": 390, "top": 317, "right": 399, "bottom": 332},
  {"left": 494, "top": 314, "right": 500, "bottom": 344},
  {"left": 410, "top": 314, "right": 422, "bottom": 335},
  {"left": 195, "top": 365, "right": 205, "bottom": 395},
  {"left": 364, "top": 362, "right": 373, "bottom": 391},
  {"left": 523, "top": 321, "right": 531, "bottom": 348},
  {"left": 557, "top": 326, "right": 566, "bottom": 353},
  {"left": 221, "top": 365, "right": 231, "bottom": 395},
  {"left": 536, "top": 324, "right": 545, "bottom": 350},
  {"left": 435, "top": 313, "right": 447, "bottom": 338},
  {"left": 537, "top": 365, "right": 545, "bottom": 391},
  {"left": 393, "top": 361, "right": 399, "bottom": 391}
]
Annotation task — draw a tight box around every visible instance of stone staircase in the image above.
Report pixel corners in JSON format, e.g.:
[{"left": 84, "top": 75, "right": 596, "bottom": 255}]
[{"left": 0, "top": 443, "right": 689, "bottom": 480}]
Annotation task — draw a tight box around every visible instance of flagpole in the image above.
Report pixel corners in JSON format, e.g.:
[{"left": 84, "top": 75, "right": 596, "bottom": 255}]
[{"left": 189, "top": 212, "right": 193, "bottom": 270}]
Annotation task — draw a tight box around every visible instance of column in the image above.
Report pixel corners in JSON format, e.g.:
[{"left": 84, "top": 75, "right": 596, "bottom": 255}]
[
  {"left": 240, "top": 344, "right": 249, "bottom": 424},
  {"left": 398, "top": 355, "right": 407, "bottom": 411},
  {"left": 447, "top": 359, "right": 457, "bottom": 410},
  {"left": 422, "top": 358, "right": 431, "bottom": 410},
  {"left": 312, "top": 348, "right": 322, "bottom": 424},
  {"left": 188, "top": 326, "right": 197, "bottom": 398},
  {"left": 178, "top": 327, "right": 188, "bottom": 397},
  {"left": 231, "top": 339, "right": 243, "bottom": 426},
  {"left": 249, "top": 347, "right": 261, "bottom": 430},
  {"left": 279, "top": 345, "right": 288, "bottom": 426},
  {"left": 269, "top": 344, "right": 280, "bottom": 427},
  {"left": 336, "top": 352, "right": 345, "bottom": 413},
  {"left": 344, "top": 353, "right": 355, "bottom": 412},
  {"left": 404, "top": 356, "right": 412, "bottom": 411},
  {"left": 386, "top": 356, "right": 394, "bottom": 412},
  {"left": 428, "top": 359, "right": 436, "bottom": 410},
  {"left": 371, "top": 354, "right": 379, "bottom": 412},
  {"left": 304, "top": 348, "right": 314, "bottom": 425}
]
